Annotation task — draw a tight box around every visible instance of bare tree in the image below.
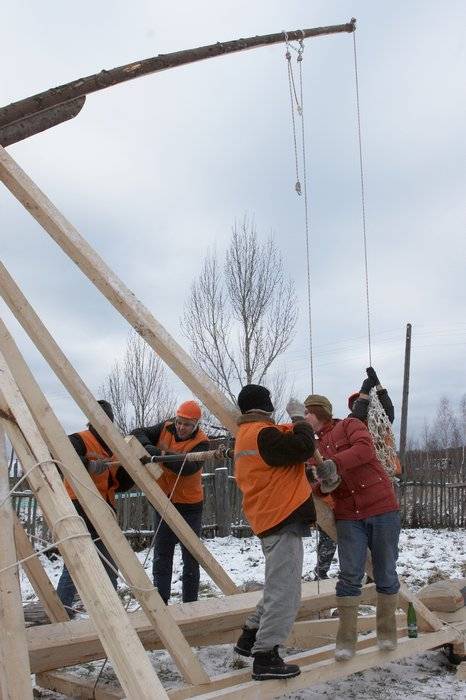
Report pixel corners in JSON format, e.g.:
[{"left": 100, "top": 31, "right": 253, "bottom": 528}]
[
  {"left": 429, "top": 396, "right": 462, "bottom": 450},
  {"left": 100, "top": 330, "right": 177, "bottom": 433},
  {"left": 182, "top": 217, "right": 297, "bottom": 404}
]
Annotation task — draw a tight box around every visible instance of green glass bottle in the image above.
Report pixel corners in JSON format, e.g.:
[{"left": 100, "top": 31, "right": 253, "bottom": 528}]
[{"left": 407, "top": 602, "right": 418, "bottom": 638}]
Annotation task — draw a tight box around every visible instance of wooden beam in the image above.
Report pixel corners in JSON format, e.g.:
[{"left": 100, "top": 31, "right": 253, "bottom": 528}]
[
  {"left": 0, "top": 425, "right": 34, "bottom": 699},
  {"left": 0, "top": 97, "right": 85, "bottom": 147},
  {"left": 0, "top": 22, "right": 355, "bottom": 135},
  {"left": 0, "top": 358, "right": 167, "bottom": 699},
  {"left": 0, "top": 316, "right": 210, "bottom": 685},
  {"left": 191, "top": 629, "right": 461, "bottom": 699},
  {"left": 27, "top": 581, "right": 377, "bottom": 673},
  {"left": 13, "top": 513, "right": 69, "bottom": 623},
  {"left": 0, "top": 264, "right": 239, "bottom": 597},
  {"left": 36, "top": 672, "right": 125, "bottom": 700},
  {"left": 0, "top": 143, "right": 238, "bottom": 432}
]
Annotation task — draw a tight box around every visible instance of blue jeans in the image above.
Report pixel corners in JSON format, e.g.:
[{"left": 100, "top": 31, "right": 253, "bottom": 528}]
[
  {"left": 153, "top": 503, "right": 203, "bottom": 604},
  {"left": 336, "top": 510, "right": 400, "bottom": 597},
  {"left": 57, "top": 504, "right": 118, "bottom": 611}
]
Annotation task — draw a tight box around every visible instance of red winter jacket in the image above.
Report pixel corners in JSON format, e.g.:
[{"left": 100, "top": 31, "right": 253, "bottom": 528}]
[{"left": 311, "top": 417, "right": 398, "bottom": 520}]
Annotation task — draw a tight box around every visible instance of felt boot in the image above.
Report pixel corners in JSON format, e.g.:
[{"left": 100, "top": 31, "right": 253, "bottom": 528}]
[
  {"left": 252, "top": 646, "right": 301, "bottom": 681},
  {"left": 335, "top": 596, "right": 359, "bottom": 661},
  {"left": 234, "top": 626, "right": 257, "bottom": 657},
  {"left": 376, "top": 592, "right": 398, "bottom": 651}
]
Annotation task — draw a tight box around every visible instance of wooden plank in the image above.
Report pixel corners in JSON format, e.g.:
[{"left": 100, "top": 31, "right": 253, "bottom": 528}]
[
  {"left": 0, "top": 265, "right": 238, "bottom": 598},
  {"left": 13, "top": 513, "right": 69, "bottom": 623},
  {"left": 191, "top": 629, "right": 460, "bottom": 699},
  {"left": 0, "top": 357, "right": 167, "bottom": 699},
  {"left": 0, "top": 144, "right": 238, "bottom": 433},
  {"left": 27, "top": 581, "right": 377, "bottom": 673},
  {"left": 0, "top": 425, "right": 34, "bottom": 699},
  {"left": 36, "top": 671, "right": 125, "bottom": 700},
  {"left": 0, "top": 318, "right": 209, "bottom": 686}
]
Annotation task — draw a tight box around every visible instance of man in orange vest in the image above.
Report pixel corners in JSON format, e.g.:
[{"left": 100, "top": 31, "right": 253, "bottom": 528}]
[
  {"left": 131, "top": 400, "right": 209, "bottom": 604},
  {"left": 57, "top": 400, "right": 133, "bottom": 614},
  {"left": 233, "top": 384, "right": 316, "bottom": 681}
]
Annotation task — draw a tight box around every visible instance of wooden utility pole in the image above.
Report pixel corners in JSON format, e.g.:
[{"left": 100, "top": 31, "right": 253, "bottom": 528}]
[
  {"left": 399, "top": 322, "right": 412, "bottom": 460},
  {"left": 0, "top": 20, "right": 355, "bottom": 146}
]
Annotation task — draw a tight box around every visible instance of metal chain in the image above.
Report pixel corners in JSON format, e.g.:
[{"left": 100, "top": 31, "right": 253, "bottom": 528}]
[
  {"left": 352, "top": 29, "right": 372, "bottom": 365},
  {"left": 285, "top": 36, "right": 314, "bottom": 390}
]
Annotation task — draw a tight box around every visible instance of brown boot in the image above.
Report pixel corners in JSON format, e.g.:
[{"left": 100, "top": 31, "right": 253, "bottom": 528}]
[
  {"left": 335, "top": 596, "right": 359, "bottom": 661},
  {"left": 376, "top": 592, "right": 398, "bottom": 651}
]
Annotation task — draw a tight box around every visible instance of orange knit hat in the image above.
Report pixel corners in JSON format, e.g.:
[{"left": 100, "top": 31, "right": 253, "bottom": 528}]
[{"left": 176, "top": 400, "right": 202, "bottom": 421}]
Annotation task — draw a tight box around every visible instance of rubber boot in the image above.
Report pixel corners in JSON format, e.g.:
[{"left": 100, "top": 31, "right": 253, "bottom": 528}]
[
  {"left": 376, "top": 592, "right": 398, "bottom": 651},
  {"left": 252, "top": 646, "right": 301, "bottom": 681},
  {"left": 335, "top": 596, "right": 359, "bottom": 662},
  {"left": 234, "top": 626, "right": 257, "bottom": 657}
]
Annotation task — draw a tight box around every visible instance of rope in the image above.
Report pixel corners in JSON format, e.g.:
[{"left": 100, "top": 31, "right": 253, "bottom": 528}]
[
  {"left": 352, "top": 28, "right": 372, "bottom": 365},
  {"left": 285, "top": 34, "right": 314, "bottom": 390}
]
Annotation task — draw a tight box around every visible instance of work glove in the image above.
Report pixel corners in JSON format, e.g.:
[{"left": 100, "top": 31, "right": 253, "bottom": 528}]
[
  {"left": 316, "top": 459, "right": 341, "bottom": 493},
  {"left": 87, "top": 458, "right": 111, "bottom": 475},
  {"left": 214, "top": 444, "right": 233, "bottom": 460},
  {"left": 359, "top": 377, "right": 374, "bottom": 395},
  {"left": 366, "top": 366, "right": 380, "bottom": 386},
  {"left": 145, "top": 444, "right": 163, "bottom": 458},
  {"left": 286, "top": 397, "right": 305, "bottom": 422}
]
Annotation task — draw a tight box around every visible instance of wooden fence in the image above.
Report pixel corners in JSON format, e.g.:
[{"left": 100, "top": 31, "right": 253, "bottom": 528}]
[{"left": 8, "top": 446, "right": 466, "bottom": 543}]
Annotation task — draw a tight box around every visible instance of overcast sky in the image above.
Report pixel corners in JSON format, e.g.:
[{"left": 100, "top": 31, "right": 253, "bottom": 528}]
[{"left": 1, "top": 1, "right": 465, "bottom": 441}]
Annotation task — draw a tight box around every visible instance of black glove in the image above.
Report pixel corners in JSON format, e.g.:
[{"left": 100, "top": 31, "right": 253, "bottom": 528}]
[
  {"left": 145, "top": 444, "right": 163, "bottom": 458},
  {"left": 366, "top": 366, "right": 380, "bottom": 386},
  {"left": 359, "top": 377, "right": 373, "bottom": 395}
]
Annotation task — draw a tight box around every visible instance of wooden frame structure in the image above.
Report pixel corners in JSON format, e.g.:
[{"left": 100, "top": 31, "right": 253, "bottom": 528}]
[{"left": 0, "top": 21, "right": 464, "bottom": 700}]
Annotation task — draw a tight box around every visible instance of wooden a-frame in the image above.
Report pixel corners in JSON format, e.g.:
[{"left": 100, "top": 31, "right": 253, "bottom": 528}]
[
  {"left": 0, "top": 18, "right": 463, "bottom": 696},
  {"left": 0, "top": 143, "right": 463, "bottom": 699}
]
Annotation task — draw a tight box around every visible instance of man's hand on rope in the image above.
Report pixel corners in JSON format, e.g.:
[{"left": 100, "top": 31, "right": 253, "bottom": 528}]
[
  {"left": 139, "top": 444, "right": 163, "bottom": 465},
  {"left": 214, "top": 444, "right": 233, "bottom": 460}
]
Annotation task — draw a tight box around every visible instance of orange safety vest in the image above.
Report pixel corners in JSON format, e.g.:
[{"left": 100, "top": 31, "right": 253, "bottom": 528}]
[
  {"left": 234, "top": 420, "right": 311, "bottom": 536},
  {"left": 156, "top": 422, "right": 208, "bottom": 503},
  {"left": 65, "top": 430, "right": 118, "bottom": 506}
]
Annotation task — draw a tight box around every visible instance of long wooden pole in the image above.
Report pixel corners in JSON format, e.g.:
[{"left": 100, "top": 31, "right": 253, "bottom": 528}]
[
  {"left": 0, "top": 21, "right": 355, "bottom": 143},
  {"left": 13, "top": 514, "right": 69, "bottom": 623},
  {"left": 0, "top": 425, "right": 34, "bottom": 699},
  {"left": 399, "top": 322, "right": 412, "bottom": 460}
]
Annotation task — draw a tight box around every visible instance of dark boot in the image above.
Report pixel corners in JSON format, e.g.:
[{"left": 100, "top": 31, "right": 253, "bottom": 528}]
[
  {"left": 234, "top": 626, "right": 257, "bottom": 657},
  {"left": 252, "top": 646, "right": 301, "bottom": 681}
]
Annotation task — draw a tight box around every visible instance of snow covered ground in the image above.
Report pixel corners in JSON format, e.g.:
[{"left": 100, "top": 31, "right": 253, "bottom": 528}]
[{"left": 29, "top": 528, "right": 466, "bottom": 699}]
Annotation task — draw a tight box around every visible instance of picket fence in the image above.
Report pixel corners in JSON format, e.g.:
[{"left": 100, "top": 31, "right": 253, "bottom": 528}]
[{"left": 9, "top": 446, "right": 466, "bottom": 544}]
